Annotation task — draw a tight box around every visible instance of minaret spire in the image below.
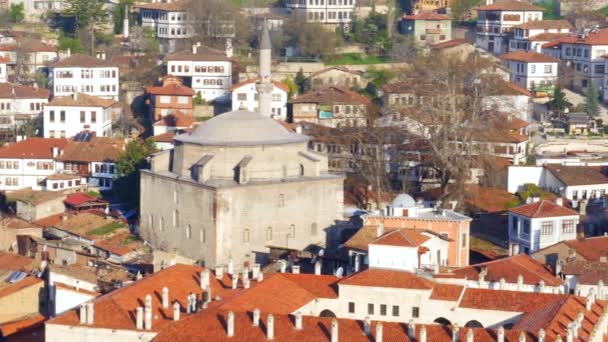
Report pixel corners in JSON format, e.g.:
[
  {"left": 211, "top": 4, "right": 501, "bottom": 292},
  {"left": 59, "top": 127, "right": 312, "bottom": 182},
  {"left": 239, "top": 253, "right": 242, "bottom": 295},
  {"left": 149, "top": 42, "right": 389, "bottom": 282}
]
[{"left": 257, "top": 20, "right": 274, "bottom": 118}]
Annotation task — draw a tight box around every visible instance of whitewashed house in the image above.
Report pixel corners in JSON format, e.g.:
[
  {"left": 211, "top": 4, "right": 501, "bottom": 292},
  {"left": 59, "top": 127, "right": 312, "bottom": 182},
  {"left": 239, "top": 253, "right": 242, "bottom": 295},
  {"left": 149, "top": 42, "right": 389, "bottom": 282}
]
[
  {"left": 0, "top": 82, "right": 49, "bottom": 136},
  {"left": 134, "top": 0, "right": 194, "bottom": 54},
  {"left": 508, "top": 20, "right": 572, "bottom": 53},
  {"left": 43, "top": 93, "right": 120, "bottom": 138},
  {"left": 285, "top": 0, "right": 356, "bottom": 29},
  {"left": 501, "top": 50, "right": 559, "bottom": 92},
  {"left": 164, "top": 44, "right": 233, "bottom": 102},
  {"left": 507, "top": 165, "right": 608, "bottom": 202},
  {"left": 0, "top": 137, "right": 66, "bottom": 191},
  {"left": 49, "top": 54, "right": 120, "bottom": 101},
  {"left": 508, "top": 199, "right": 580, "bottom": 254},
  {"left": 0, "top": 38, "right": 58, "bottom": 75},
  {"left": 230, "top": 79, "right": 288, "bottom": 119},
  {"left": 475, "top": 0, "right": 544, "bottom": 55},
  {"left": 0, "top": 56, "right": 8, "bottom": 83}
]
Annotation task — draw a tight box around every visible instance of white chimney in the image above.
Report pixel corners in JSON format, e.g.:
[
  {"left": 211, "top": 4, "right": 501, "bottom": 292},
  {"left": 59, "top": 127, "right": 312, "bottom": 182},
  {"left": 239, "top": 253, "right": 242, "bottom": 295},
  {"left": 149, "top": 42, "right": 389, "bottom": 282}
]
[
  {"left": 173, "top": 302, "right": 180, "bottom": 321},
  {"left": 232, "top": 276, "right": 238, "bottom": 289},
  {"left": 292, "top": 265, "right": 300, "bottom": 274},
  {"left": 252, "top": 264, "right": 260, "bottom": 279},
  {"left": 227, "top": 311, "right": 235, "bottom": 337},
  {"left": 331, "top": 319, "right": 339, "bottom": 342},
  {"left": 314, "top": 261, "right": 322, "bottom": 275},
  {"left": 201, "top": 270, "right": 210, "bottom": 289},
  {"left": 144, "top": 305, "right": 152, "bottom": 330},
  {"left": 419, "top": 325, "right": 427, "bottom": 342},
  {"left": 519, "top": 331, "right": 526, "bottom": 342},
  {"left": 79, "top": 304, "right": 86, "bottom": 324},
  {"left": 497, "top": 326, "right": 505, "bottom": 342},
  {"left": 517, "top": 274, "right": 524, "bottom": 291},
  {"left": 556, "top": 198, "right": 563, "bottom": 206},
  {"left": 228, "top": 259, "right": 234, "bottom": 275},
  {"left": 192, "top": 44, "right": 198, "bottom": 55},
  {"left": 376, "top": 322, "right": 383, "bottom": 342},
  {"left": 123, "top": 6, "right": 129, "bottom": 39},
  {"left": 538, "top": 328, "right": 546, "bottom": 342},
  {"left": 225, "top": 38, "right": 233, "bottom": 58},
  {"left": 364, "top": 317, "right": 371, "bottom": 335},
  {"left": 452, "top": 324, "right": 460, "bottom": 342},
  {"left": 243, "top": 277, "right": 250, "bottom": 289},
  {"left": 295, "top": 311, "right": 303, "bottom": 330},
  {"left": 279, "top": 260, "right": 287, "bottom": 273},
  {"left": 267, "top": 314, "right": 275, "bottom": 340},
  {"left": 253, "top": 308, "right": 260, "bottom": 326},
  {"left": 162, "top": 287, "right": 169, "bottom": 308},
  {"left": 466, "top": 329, "right": 474, "bottom": 342},
  {"left": 86, "top": 302, "right": 94, "bottom": 325},
  {"left": 216, "top": 266, "right": 224, "bottom": 279},
  {"left": 242, "top": 267, "right": 249, "bottom": 280},
  {"left": 408, "top": 320, "right": 416, "bottom": 339},
  {"left": 204, "top": 285, "right": 212, "bottom": 304},
  {"left": 257, "top": 271, "right": 264, "bottom": 282},
  {"left": 136, "top": 307, "right": 144, "bottom": 329}
]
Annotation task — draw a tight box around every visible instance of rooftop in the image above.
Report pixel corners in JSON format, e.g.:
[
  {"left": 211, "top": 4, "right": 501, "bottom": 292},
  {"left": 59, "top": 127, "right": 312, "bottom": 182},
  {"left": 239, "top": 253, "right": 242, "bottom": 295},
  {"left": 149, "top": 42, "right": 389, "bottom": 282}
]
[
  {"left": 230, "top": 78, "right": 290, "bottom": 93},
  {"left": 562, "top": 236, "right": 608, "bottom": 261},
  {"left": 146, "top": 83, "right": 195, "bottom": 97},
  {"left": 513, "top": 20, "right": 572, "bottom": 30},
  {"left": 369, "top": 229, "right": 432, "bottom": 247},
  {"left": 56, "top": 137, "right": 123, "bottom": 163},
  {"left": 292, "top": 86, "right": 371, "bottom": 105},
  {"left": 46, "top": 93, "right": 119, "bottom": 108},
  {"left": 431, "top": 39, "right": 469, "bottom": 50},
  {"left": 0, "top": 138, "right": 67, "bottom": 160},
  {"left": 476, "top": 0, "right": 544, "bottom": 11},
  {"left": 49, "top": 54, "right": 118, "bottom": 69},
  {"left": 509, "top": 200, "right": 578, "bottom": 218},
  {"left": 543, "top": 28, "right": 608, "bottom": 46},
  {"left": 402, "top": 11, "right": 451, "bottom": 20},
  {"left": 544, "top": 165, "right": 608, "bottom": 186},
  {"left": 154, "top": 111, "right": 196, "bottom": 128},
  {"left": 0, "top": 83, "right": 49, "bottom": 99},
  {"left": 338, "top": 268, "right": 435, "bottom": 289},
  {"left": 174, "top": 110, "right": 309, "bottom": 146},
  {"left": 134, "top": 0, "right": 187, "bottom": 11},
  {"left": 500, "top": 50, "right": 559, "bottom": 63},
  {"left": 7, "top": 188, "right": 67, "bottom": 205},
  {"left": 164, "top": 46, "right": 232, "bottom": 62}
]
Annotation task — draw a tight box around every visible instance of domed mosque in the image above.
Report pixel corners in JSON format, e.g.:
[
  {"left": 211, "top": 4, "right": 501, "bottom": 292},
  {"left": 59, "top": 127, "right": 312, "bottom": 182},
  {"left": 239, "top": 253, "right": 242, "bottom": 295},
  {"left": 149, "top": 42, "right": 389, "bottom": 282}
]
[{"left": 140, "top": 23, "right": 344, "bottom": 270}]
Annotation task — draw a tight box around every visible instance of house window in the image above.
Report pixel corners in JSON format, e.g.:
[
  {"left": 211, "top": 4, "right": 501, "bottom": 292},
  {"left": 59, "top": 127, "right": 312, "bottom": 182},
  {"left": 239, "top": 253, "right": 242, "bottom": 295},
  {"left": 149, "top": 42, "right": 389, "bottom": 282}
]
[
  {"left": 461, "top": 233, "right": 467, "bottom": 248},
  {"left": 412, "top": 307, "right": 420, "bottom": 318},
  {"left": 186, "top": 224, "right": 192, "bottom": 239},
  {"left": 237, "top": 93, "right": 247, "bottom": 101},
  {"left": 392, "top": 305, "right": 399, "bottom": 317},
  {"left": 173, "top": 210, "right": 179, "bottom": 227},
  {"left": 562, "top": 220, "right": 575, "bottom": 233},
  {"left": 289, "top": 224, "right": 296, "bottom": 239},
  {"left": 80, "top": 111, "right": 85, "bottom": 123},
  {"left": 368, "top": 303, "right": 374, "bottom": 315},
  {"left": 49, "top": 110, "right": 55, "bottom": 122},
  {"left": 60, "top": 111, "right": 65, "bottom": 122},
  {"left": 380, "top": 304, "right": 387, "bottom": 316},
  {"left": 544, "top": 65, "right": 552, "bottom": 73},
  {"left": 348, "top": 302, "right": 355, "bottom": 313},
  {"left": 272, "top": 94, "right": 281, "bottom": 102},
  {"left": 572, "top": 190, "right": 578, "bottom": 200},
  {"left": 160, "top": 96, "right": 171, "bottom": 104},
  {"left": 530, "top": 64, "right": 536, "bottom": 73},
  {"left": 91, "top": 111, "right": 96, "bottom": 123},
  {"left": 541, "top": 221, "right": 553, "bottom": 235},
  {"left": 420, "top": 35, "right": 426, "bottom": 40},
  {"left": 523, "top": 219, "right": 530, "bottom": 235}
]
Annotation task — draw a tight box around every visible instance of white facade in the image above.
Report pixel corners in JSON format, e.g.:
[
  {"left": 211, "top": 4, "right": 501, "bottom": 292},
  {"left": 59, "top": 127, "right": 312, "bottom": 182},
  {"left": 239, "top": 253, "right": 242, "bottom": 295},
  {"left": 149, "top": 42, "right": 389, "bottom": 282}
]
[
  {"left": 482, "top": 94, "right": 532, "bottom": 121},
  {"left": 43, "top": 104, "right": 115, "bottom": 138},
  {"left": 138, "top": 7, "right": 194, "bottom": 53},
  {"left": 0, "top": 61, "right": 7, "bottom": 83},
  {"left": 509, "top": 27, "right": 571, "bottom": 53},
  {"left": 286, "top": 0, "right": 356, "bottom": 27},
  {"left": 0, "top": 157, "right": 58, "bottom": 191},
  {"left": 503, "top": 59, "right": 559, "bottom": 91},
  {"left": 509, "top": 210, "right": 579, "bottom": 254},
  {"left": 231, "top": 82, "right": 288, "bottom": 120},
  {"left": 476, "top": 9, "right": 543, "bottom": 55},
  {"left": 50, "top": 66, "right": 120, "bottom": 100},
  {"left": 368, "top": 234, "right": 449, "bottom": 272}
]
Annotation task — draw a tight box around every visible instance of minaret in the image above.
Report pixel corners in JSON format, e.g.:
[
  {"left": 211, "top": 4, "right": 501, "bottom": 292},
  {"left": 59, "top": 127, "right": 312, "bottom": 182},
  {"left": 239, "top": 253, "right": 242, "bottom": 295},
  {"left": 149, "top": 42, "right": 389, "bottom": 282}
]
[
  {"left": 123, "top": 6, "right": 129, "bottom": 40},
  {"left": 256, "top": 20, "right": 274, "bottom": 117}
]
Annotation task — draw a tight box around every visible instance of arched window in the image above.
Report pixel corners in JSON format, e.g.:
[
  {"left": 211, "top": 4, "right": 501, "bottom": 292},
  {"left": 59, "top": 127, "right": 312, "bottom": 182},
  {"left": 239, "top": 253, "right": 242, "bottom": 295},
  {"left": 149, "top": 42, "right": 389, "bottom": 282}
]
[
  {"left": 200, "top": 228, "right": 206, "bottom": 242},
  {"left": 159, "top": 217, "right": 165, "bottom": 232},
  {"left": 434, "top": 317, "right": 452, "bottom": 326},
  {"left": 311, "top": 223, "right": 318, "bottom": 235},
  {"left": 266, "top": 226, "right": 272, "bottom": 241},
  {"left": 173, "top": 190, "right": 178, "bottom": 204},
  {"left": 465, "top": 320, "right": 484, "bottom": 328},
  {"left": 186, "top": 225, "right": 192, "bottom": 239}
]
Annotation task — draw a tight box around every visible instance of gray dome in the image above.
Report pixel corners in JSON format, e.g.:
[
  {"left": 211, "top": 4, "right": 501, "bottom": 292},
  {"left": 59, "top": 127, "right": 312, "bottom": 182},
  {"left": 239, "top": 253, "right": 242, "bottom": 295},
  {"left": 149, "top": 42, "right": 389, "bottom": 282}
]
[
  {"left": 174, "top": 110, "right": 309, "bottom": 146},
  {"left": 391, "top": 193, "right": 416, "bottom": 208}
]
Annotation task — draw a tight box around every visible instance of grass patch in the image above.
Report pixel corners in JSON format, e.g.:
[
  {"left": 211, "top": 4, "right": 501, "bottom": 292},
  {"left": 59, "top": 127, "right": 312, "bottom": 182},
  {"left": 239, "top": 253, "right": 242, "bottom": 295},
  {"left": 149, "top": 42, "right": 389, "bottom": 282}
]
[
  {"left": 121, "top": 235, "right": 139, "bottom": 245},
  {"left": 470, "top": 236, "right": 508, "bottom": 255},
  {"left": 88, "top": 221, "right": 126, "bottom": 236},
  {"left": 195, "top": 116, "right": 213, "bottom": 122},
  {"left": 324, "top": 53, "right": 390, "bottom": 65},
  {"left": 85, "top": 191, "right": 101, "bottom": 198}
]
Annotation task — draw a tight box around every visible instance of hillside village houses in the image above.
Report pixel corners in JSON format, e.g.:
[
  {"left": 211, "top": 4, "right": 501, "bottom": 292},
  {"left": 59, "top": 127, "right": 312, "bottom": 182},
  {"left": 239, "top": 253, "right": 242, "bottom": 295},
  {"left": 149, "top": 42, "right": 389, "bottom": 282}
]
[
  {"left": 508, "top": 20, "right": 573, "bottom": 53},
  {"left": 145, "top": 75, "right": 195, "bottom": 120},
  {"left": 475, "top": 0, "right": 545, "bottom": 55},
  {"left": 164, "top": 43, "right": 234, "bottom": 102},
  {"left": 310, "top": 66, "right": 364, "bottom": 90},
  {"left": 500, "top": 50, "right": 559, "bottom": 92},
  {"left": 0, "top": 37, "right": 58, "bottom": 76},
  {"left": 9, "top": 0, "right": 65, "bottom": 22},
  {"left": 508, "top": 198, "right": 580, "bottom": 254},
  {"left": 292, "top": 86, "right": 371, "bottom": 127},
  {"left": 398, "top": 11, "right": 452, "bottom": 46},
  {"left": 43, "top": 93, "right": 120, "bottom": 139},
  {"left": 49, "top": 54, "right": 120, "bottom": 101},
  {"left": 0, "top": 83, "right": 49, "bottom": 137},
  {"left": 285, "top": 0, "right": 357, "bottom": 29},
  {"left": 134, "top": 0, "right": 194, "bottom": 54}
]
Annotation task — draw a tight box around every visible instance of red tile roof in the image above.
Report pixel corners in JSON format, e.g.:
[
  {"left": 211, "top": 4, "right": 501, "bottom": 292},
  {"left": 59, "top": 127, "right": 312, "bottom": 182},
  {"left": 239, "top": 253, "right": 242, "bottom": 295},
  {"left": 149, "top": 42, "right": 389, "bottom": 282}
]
[
  {"left": 47, "top": 264, "right": 246, "bottom": 331},
  {"left": 501, "top": 50, "right": 559, "bottom": 63},
  {"left": 220, "top": 273, "right": 338, "bottom": 314},
  {"left": 134, "top": 0, "right": 187, "bottom": 11},
  {"left": 544, "top": 165, "right": 608, "bottom": 186},
  {"left": 0, "top": 83, "right": 49, "bottom": 99},
  {"left": 292, "top": 86, "right": 371, "bottom": 105},
  {"left": 402, "top": 11, "right": 450, "bottom": 20},
  {"left": 339, "top": 269, "right": 435, "bottom": 289},
  {"left": 434, "top": 254, "right": 562, "bottom": 286},
  {"left": 64, "top": 193, "right": 104, "bottom": 207},
  {"left": 0, "top": 252, "right": 36, "bottom": 271},
  {"left": 563, "top": 236, "right": 608, "bottom": 261},
  {"left": 46, "top": 93, "right": 119, "bottom": 108},
  {"left": 155, "top": 309, "right": 535, "bottom": 342},
  {"left": 146, "top": 83, "right": 195, "bottom": 96},
  {"left": 476, "top": 0, "right": 544, "bottom": 11},
  {"left": 0, "top": 313, "right": 46, "bottom": 338},
  {"left": 432, "top": 39, "right": 469, "bottom": 49},
  {"left": 0, "top": 138, "right": 67, "bottom": 159},
  {"left": 230, "top": 78, "right": 290, "bottom": 93},
  {"left": 154, "top": 111, "right": 196, "bottom": 128},
  {"left": 513, "top": 20, "right": 572, "bottom": 30},
  {"left": 542, "top": 28, "right": 608, "bottom": 46},
  {"left": 369, "top": 229, "right": 431, "bottom": 247},
  {"left": 49, "top": 54, "right": 117, "bottom": 68},
  {"left": 93, "top": 230, "right": 142, "bottom": 256},
  {"left": 32, "top": 213, "right": 69, "bottom": 228},
  {"left": 0, "top": 276, "right": 42, "bottom": 299},
  {"left": 459, "top": 288, "right": 567, "bottom": 312},
  {"left": 429, "top": 283, "right": 464, "bottom": 301},
  {"left": 423, "top": 184, "right": 518, "bottom": 213},
  {"left": 509, "top": 200, "right": 578, "bottom": 218},
  {"left": 56, "top": 137, "right": 123, "bottom": 163},
  {"left": 528, "top": 32, "right": 572, "bottom": 42}
]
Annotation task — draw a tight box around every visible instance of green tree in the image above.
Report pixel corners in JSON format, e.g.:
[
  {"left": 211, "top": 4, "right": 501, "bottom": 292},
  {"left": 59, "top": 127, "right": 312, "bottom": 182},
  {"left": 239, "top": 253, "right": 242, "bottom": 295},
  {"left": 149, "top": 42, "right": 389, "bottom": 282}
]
[
  {"left": 294, "top": 68, "right": 309, "bottom": 94},
  {"left": 349, "top": 13, "right": 390, "bottom": 54},
  {"left": 282, "top": 77, "right": 298, "bottom": 100},
  {"left": 62, "top": 0, "right": 109, "bottom": 53},
  {"left": 58, "top": 33, "right": 85, "bottom": 53},
  {"left": 193, "top": 91, "right": 205, "bottom": 105},
  {"left": 549, "top": 85, "right": 568, "bottom": 111},
  {"left": 8, "top": 4, "right": 24, "bottom": 23},
  {"left": 585, "top": 82, "right": 600, "bottom": 117},
  {"left": 365, "top": 67, "right": 395, "bottom": 88},
  {"left": 114, "top": 139, "right": 157, "bottom": 208}
]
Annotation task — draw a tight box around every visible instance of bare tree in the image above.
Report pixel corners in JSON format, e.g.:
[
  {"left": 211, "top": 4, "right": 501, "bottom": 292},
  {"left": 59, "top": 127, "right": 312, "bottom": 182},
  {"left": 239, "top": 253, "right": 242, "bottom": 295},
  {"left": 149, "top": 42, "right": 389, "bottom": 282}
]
[{"left": 185, "top": 0, "right": 253, "bottom": 50}]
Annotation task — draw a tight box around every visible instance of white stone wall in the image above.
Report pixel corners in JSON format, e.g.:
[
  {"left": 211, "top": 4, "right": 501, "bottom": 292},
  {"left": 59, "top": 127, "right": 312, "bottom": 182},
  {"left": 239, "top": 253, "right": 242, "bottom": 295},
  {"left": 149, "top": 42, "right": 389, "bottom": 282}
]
[
  {"left": 509, "top": 212, "right": 579, "bottom": 253},
  {"left": 167, "top": 60, "right": 232, "bottom": 102},
  {"left": 231, "top": 83, "right": 288, "bottom": 120},
  {"left": 51, "top": 67, "right": 120, "bottom": 100},
  {"left": 43, "top": 104, "right": 113, "bottom": 138},
  {"left": 45, "top": 324, "right": 156, "bottom": 342}
]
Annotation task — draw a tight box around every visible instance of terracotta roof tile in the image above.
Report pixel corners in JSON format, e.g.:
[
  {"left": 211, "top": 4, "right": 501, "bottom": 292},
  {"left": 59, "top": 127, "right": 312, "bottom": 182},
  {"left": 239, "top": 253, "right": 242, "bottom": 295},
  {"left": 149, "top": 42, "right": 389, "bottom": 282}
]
[
  {"left": 545, "top": 165, "right": 608, "bottom": 186},
  {"left": 434, "top": 254, "right": 562, "bottom": 286},
  {"left": 310, "top": 66, "right": 363, "bottom": 77},
  {"left": 32, "top": 213, "right": 69, "bottom": 228},
  {"left": 541, "top": 28, "right": 608, "bottom": 46},
  {"left": 0, "top": 138, "right": 67, "bottom": 159},
  {"left": 7, "top": 188, "right": 68, "bottom": 205},
  {"left": 47, "top": 93, "right": 119, "bottom": 108},
  {"left": 49, "top": 54, "right": 117, "bottom": 68},
  {"left": 134, "top": 0, "right": 187, "bottom": 11},
  {"left": 562, "top": 260, "right": 608, "bottom": 285},
  {"left": 429, "top": 283, "right": 464, "bottom": 301},
  {"left": 501, "top": 50, "right": 560, "bottom": 63},
  {"left": 230, "top": 78, "right": 290, "bottom": 93},
  {"left": 0, "top": 217, "right": 37, "bottom": 229},
  {"left": 423, "top": 184, "right": 518, "bottom": 213},
  {"left": 164, "top": 46, "right": 232, "bottom": 62},
  {"left": 0, "top": 252, "right": 35, "bottom": 270},
  {"left": 459, "top": 288, "right": 567, "bottom": 312},
  {"left": 93, "top": 230, "right": 142, "bottom": 256},
  {"left": 528, "top": 32, "right": 572, "bottom": 42},
  {"left": 370, "top": 229, "right": 431, "bottom": 247},
  {"left": 563, "top": 236, "right": 608, "bottom": 261},
  {"left": 292, "top": 86, "right": 371, "bottom": 105},
  {"left": 0, "top": 313, "right": 46, "bottom": 338},
  {"left": 56, "top": 137, "right": 123, "bottom": 163},
  {"left": 220, "top": 273, "right": 338, "bottom": 314},
  {"left": 146, "top": 83, "right": 195, "bottom": 96},
  {"left": 64, "top": 193, "right": 104, "bottom": 207},
  {"left": 339, "top": 269, "right": 435, "bottom": 289},
  {"left": 476, "top": 0, "right": 544, "bottom": 11},
  {"left": 509, "top": 200, "right": 579, "bottom": 218},
  {"left": 153, "top": 111, "right": 196, "bottom": 128},
  {"left": 513, "top": 20, "right": 572, "bottom": 30},
  {"left": 432, "top": 39, "right": 469, "bottom": 49},
  {"left": 0, "top": 83, "right": 49, "bottom": 99}
]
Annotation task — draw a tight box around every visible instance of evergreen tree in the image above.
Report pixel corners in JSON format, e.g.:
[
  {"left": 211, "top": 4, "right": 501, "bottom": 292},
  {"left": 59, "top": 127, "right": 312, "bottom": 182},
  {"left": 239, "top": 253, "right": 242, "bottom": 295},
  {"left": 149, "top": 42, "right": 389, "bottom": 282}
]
[
  {"left": 114, "top": 139, "right": 157, "bottom": 209},
  {"left": 585, "top": 82, "right": 600, "bottom": 118},
  {"left": 62, "top": 0, "right": 108, "bottom": 53},
  {"left": 294, "top": 68, "right": 309, "bottom": 94},
  {"left": 550, "top": 86, "right": 568, "bottom": 111},
  {"left": 8, "top": 4, "right": 24, "bottom": 23}
]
